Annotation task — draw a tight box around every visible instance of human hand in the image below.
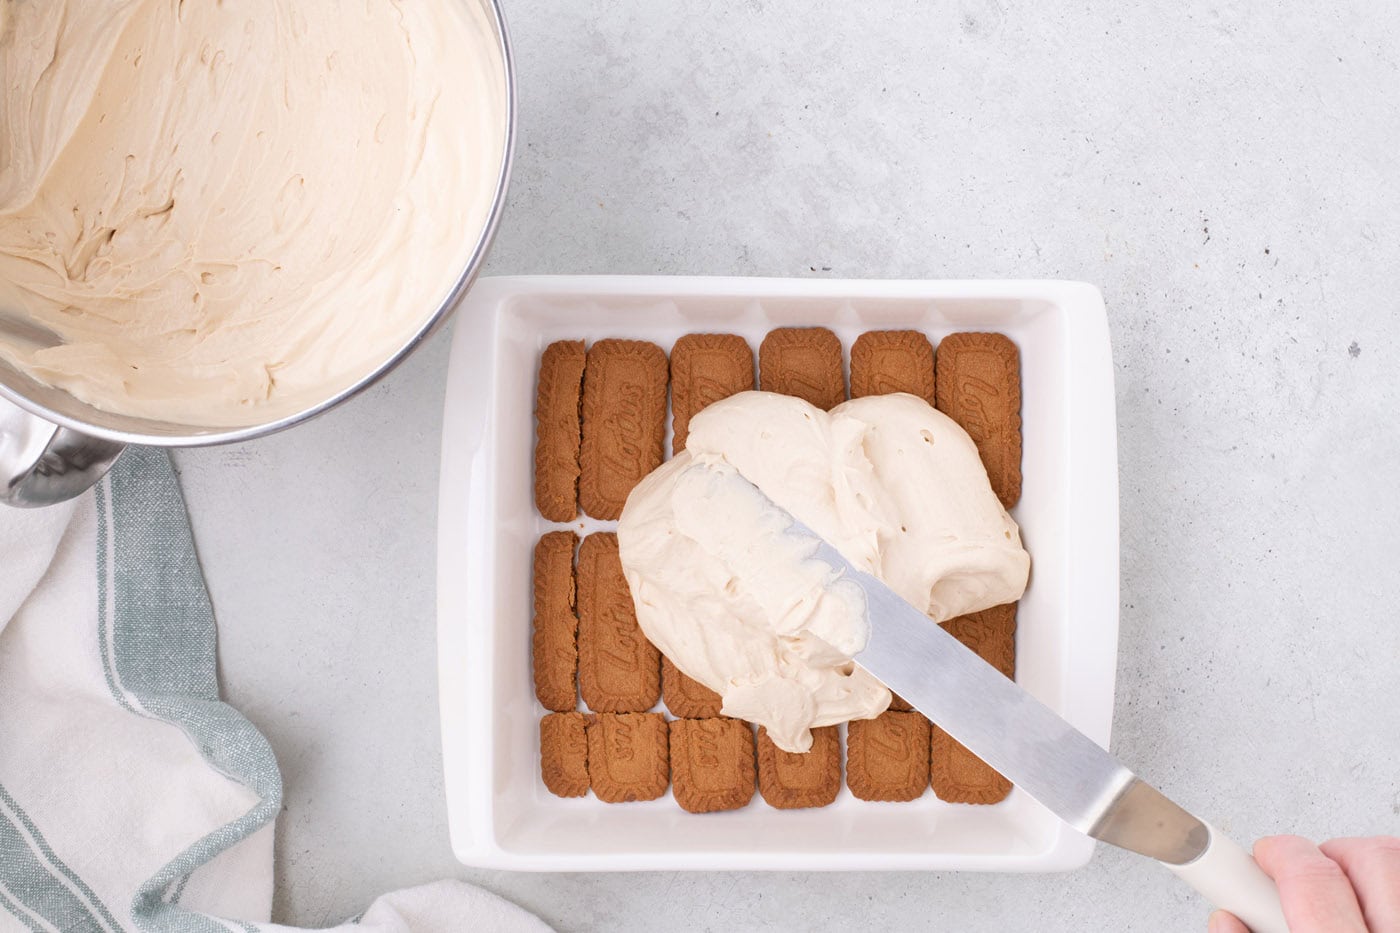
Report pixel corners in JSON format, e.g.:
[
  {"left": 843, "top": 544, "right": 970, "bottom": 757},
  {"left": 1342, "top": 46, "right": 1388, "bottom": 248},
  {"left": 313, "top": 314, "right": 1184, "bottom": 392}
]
[{"left": 1207, "top": 835, "right": 1400, "bottom": 932}]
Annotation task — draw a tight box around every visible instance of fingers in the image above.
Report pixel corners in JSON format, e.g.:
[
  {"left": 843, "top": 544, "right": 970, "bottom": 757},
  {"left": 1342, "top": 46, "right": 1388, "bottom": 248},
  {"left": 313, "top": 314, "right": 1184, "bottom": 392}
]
[
  {"left": 1207, "top": 910, "right": 1250, "bottom": 933},
  {"left": 1319, "top": 836, "right": 1400, "bottom": 933},
  {"left": 1254, "top": 835, "right": 1368, "bottom": 933}
]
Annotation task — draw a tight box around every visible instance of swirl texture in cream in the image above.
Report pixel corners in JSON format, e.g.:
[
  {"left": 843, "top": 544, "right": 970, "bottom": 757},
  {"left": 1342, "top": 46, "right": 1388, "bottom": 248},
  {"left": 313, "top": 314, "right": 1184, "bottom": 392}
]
[
  {"left": 617, "top": 391, "right": 1031, "bottom": 753},
  {"left": 0, "top": 1, "right": 505, "bottom": 425}
]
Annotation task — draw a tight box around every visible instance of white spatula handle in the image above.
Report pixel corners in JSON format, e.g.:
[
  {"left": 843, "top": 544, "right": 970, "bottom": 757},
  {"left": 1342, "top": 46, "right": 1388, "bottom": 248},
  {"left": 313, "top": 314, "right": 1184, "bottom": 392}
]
[{"left": 1164, "top": 822, "right": 1288, "bottom": 933}]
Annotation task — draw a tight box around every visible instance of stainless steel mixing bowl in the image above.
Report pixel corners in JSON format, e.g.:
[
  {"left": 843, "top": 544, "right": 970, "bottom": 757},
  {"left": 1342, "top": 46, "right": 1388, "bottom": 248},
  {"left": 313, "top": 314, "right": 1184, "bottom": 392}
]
[{"left": 0, "top": 0, "right": 516, "bottom": 507}]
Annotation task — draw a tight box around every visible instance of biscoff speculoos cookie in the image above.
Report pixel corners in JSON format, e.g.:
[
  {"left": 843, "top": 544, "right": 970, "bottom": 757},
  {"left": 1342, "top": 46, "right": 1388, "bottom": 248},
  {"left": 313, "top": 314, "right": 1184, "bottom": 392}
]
[
  {"left": 941, "top": 602, "right": 1016, "bottom": 678},
  {"left": 934, "top": 332, "right": 1022, "bottom": 509},
  {"left": 669, "top": 718, "right": 756, "bottom": 813},
  {"left": 662, "top": 656, "right": 724, "bottom": 719},
  {"left": 930, "top": 728, "right": 1013, "bottom": 805},
  {"left": 587, "top": 712, "right": 670, "bottom": 803},
  {"left": 931, "top": 602, "right": 1016, "bottom": 804},
  {"left": 578, "top": 339, "right": 668, "bottom": 520},
  {"left": 540, "top": 712, "right": 589, "bottom": 798},
  {"left": 670, "top": 333, "right": 754, "bottom": 454},
  {"left": 577, "top": 533, "right": 661, "bottom": 712},
  {"left": 531, "top": 531, "right": 579, "bottom": 712},
  {"left": 759, "top": 327, "right": 845, "bottom": 410},
  {"left": 846, "top": 711, "right": 931, "bottom": 802},
  {"left": 850, "top": 330, "right": 936, "bottom": 405},
  {"left": 756, "top": 725, "right": 840, "bottom": 810},
  {"left": 533, "top": 340, "right": 586, "bottom": 522},
  {"left": 850, "top": 328, "right": 939, "bottom": 724}
]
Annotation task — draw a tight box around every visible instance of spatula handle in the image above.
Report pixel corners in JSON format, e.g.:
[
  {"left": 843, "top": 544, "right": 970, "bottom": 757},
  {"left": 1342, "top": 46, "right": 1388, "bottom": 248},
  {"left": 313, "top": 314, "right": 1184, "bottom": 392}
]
[{"left": 1163, "top": 822, "right": 1288, "bottom": 933}]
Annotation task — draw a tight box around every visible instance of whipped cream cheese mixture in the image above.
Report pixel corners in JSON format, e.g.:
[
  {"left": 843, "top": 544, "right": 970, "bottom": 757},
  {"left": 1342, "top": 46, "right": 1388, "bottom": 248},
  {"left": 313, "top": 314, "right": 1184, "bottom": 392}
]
[
  {"left": 0, "top": 1, "right": 504, "bottom": 425},
  {"left": 617, "top": 391, "right": 1030, "bottom": 753}
]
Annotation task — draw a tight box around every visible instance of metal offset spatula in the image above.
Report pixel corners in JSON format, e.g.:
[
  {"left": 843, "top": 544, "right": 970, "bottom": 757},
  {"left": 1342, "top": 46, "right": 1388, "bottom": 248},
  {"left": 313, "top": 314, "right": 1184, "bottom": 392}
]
[{"left": 737, "top": 479, "right": 1289, "bottom": 933}]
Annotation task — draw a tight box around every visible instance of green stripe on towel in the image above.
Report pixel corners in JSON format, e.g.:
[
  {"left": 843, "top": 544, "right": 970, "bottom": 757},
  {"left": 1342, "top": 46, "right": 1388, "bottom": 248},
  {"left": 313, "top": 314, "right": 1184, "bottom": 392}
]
[
  {"left": 93, "top": 482, "right": 139, "bottom": 718},
  {"left": 0, "top": 882, "right": 51, "bottom": 933},
  {"left": 0, "top": 783, "right": 119, "bottom": 933},
  {"left": 101, "top": 448, "right": 283, "bottom": 933}
]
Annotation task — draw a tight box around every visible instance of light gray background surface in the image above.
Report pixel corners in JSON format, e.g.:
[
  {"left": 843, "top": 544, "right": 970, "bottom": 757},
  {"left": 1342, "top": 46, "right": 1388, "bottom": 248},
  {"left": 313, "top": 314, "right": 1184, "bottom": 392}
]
[{"left": 175, "top": 0, "right": 1400, "bottom": 929}]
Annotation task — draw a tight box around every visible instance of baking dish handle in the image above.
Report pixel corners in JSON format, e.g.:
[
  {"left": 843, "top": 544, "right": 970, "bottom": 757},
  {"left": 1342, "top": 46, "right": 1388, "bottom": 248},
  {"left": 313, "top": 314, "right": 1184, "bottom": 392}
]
[{"left": 0, "top": 395, "right": 125, "bottom": 508}]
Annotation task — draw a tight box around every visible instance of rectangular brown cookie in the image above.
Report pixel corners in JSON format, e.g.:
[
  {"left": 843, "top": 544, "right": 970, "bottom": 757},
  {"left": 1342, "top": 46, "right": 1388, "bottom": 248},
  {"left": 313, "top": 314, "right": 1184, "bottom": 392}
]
[
  {"left": 670, "top": 334, "right": 755, "bottom": 453},
  {"left": 669, "top": 718, "right": 756, "bottom": 813},
  {"left": 931, "top": 602, "right": 1017, "bottom": 804},
  {"left": 577, "top": 533, "right": 661, "bottom": 712},
  {"left": 759, "top": 327, "right": 846, "bottom": 410},
  {"left": 941, "top": 602, "right": 1016, "bottom": 679},
  {"left": 578, "top": 339, "right": 668, "bottom": 520},
  {"left": 846, "top": 711, "right": 931, "bottom": 802},
  {"left": 887, "top": 693, "right": 913, "bottom": 712},
  {"left": 662, "top": 656, "right": 724, "bottom": 718},
  {"left": 934, "top": 332, "right": 1022, "bottom": 508},
  {"left": 930, "top": 729, "right": 1013, "bottom": 806},
  {"left": 540, "top": 712, "right": 589, "bottom": 798},
  {"left": 756, "top": 725, "right": 840, "bottom": 810},
  {"left": 532, "top": 531, "right": 579, "bottom": 712},
  {"left": 850, "top": 330, "right": 936, "bottom": 405},
  {"left": 587, "top": 712, "right": 670, "bottom": 803},
  {"left": 533, "top": 340, "right": 586, "bottom": 522}
]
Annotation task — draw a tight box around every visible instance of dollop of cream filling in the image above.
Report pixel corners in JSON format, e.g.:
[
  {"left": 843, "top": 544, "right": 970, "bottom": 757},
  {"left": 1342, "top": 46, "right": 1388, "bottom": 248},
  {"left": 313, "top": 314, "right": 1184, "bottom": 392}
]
[
  {"left": 617, "top": 391, "right": 1030, "bottom": 753},
  {"left": 0, "top": 0, "right": 504, "bottom": 425}
]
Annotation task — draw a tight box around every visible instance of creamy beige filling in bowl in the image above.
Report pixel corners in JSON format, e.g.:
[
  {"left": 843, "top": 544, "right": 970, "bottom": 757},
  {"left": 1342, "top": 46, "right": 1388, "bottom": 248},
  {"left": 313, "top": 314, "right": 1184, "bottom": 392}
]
[{"left": 0, "top": 0, "right": 514, "bottom": 504}]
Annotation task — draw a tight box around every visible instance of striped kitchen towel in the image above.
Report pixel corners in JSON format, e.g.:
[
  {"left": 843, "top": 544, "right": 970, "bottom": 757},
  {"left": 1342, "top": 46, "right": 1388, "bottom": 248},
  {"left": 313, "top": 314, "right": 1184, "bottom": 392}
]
[{"left": 0, "top": 447, "right": 547, "bottom": 933}]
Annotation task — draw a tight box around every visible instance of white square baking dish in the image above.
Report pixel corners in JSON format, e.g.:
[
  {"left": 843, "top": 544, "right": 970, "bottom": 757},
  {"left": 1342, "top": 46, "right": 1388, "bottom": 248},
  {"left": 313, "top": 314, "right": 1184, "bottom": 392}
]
[{"left": 436, "top": 276, "right": 1118, "bottom": 871}]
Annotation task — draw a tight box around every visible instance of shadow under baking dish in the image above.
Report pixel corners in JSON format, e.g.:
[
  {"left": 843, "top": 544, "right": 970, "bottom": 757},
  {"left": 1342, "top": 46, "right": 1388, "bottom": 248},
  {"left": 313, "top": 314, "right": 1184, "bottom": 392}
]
[{"left": 437, "top": 276, "right": 1119, "bottom": 871}]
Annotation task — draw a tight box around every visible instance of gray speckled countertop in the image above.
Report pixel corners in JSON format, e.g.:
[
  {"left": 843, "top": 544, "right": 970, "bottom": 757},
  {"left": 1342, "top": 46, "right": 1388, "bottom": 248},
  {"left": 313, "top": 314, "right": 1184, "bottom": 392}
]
[{"left": 173, "top": 1, "right": 1400, "bottom": 929}]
